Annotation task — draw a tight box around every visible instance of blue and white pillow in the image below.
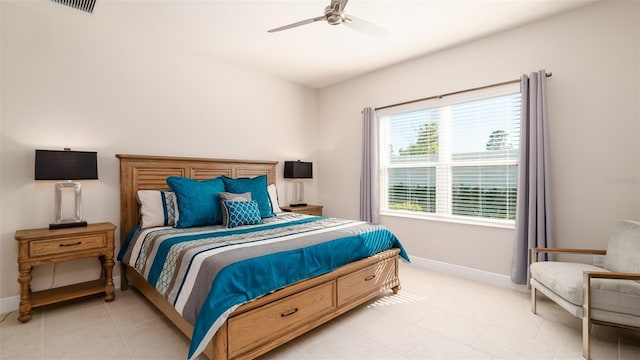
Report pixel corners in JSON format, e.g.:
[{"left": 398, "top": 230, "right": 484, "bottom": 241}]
[
  {"left": 219, "top": 192, "right": 252, "bottom": 227},
  {"left": 222, "top": 200, "right": 263, "bottom": 228},
  {"left": 136, "top": 190, "right": 179, "bottom": 229}
]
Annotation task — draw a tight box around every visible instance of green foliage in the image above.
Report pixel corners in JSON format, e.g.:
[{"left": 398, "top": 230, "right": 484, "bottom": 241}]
[
  {"left": 388, "top": 202, "right": 424, "bottom": 212},
  {"left": 452, "top": 185, "right": 517, "bottom": 220},
  {"left": 486, "top": 130, "right": 513, "bottom": 151},
  {"left": 387, "top": 183, "right": 517, "bottom": 220},
  {"left": 388, "top": 184, "right": 436, "bottom": 213},
  {"left": 398, "top": 122, "right": 439, "bottom": 156}
]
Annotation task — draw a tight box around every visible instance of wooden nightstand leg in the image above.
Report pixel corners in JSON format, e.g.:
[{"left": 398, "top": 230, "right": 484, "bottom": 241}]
[
  {"left": 99, "top": 255, "right": 106, "bottom": 279},
  {"left": 17, "top": 264, "right": 32, "bottom": 323},
  {"left": 104, "top": 256, "right": 115, "bottom": 302}
]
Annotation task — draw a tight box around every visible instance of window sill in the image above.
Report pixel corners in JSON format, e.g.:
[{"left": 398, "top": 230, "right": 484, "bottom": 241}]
[{"left": 380, "top": 211, "right": 516, "bottom": 230}]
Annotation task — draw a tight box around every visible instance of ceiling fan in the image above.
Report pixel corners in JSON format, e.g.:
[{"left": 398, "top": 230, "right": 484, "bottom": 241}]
[{"left": 267, "top": 0, "right": 387, "bottom": 36}]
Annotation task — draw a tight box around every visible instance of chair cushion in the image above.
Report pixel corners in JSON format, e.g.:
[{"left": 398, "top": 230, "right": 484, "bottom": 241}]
[
  {"left": 604, "top": 220, "right": 640, "bottom": 273},
  {"left": 531, "top": 261, "right": 640, "bottom": 317},
  {"left": 531, "top": 278, "right": 583, "bottom": 317},
  {"left": 530, "top": 262, "right": 603, "bottom": 306}
]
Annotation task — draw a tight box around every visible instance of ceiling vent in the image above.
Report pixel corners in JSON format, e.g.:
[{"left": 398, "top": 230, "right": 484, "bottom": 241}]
[{"left": 50, "top": 0, "right": 96, "bottom": 14}]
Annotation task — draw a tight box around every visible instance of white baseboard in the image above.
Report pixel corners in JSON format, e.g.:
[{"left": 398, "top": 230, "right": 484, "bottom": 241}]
[
  {"left": 408, "top": 256, "right": 528, "bottom": 292},
  {"left": 0, "top": 276, "right": 122, "bottom": 315},
  {"left": 0, "top": 295, "right": 20, "bottom": 316}
]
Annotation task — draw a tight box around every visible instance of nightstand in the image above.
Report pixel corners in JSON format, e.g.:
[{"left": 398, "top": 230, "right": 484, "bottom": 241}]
[
  {"left": 15, "top": 222, "right": 117, "bottom": 323},
  {"left": 280, "top": 204, "right": 323, "bottom": 216}
]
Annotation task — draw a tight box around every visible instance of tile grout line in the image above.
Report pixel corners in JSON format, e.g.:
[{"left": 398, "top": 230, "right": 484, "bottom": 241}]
[
  {"left": 367, "top": 293, "right": 424, "bottom": 358},
  {"left": 103, "top": 296, "right": 135, "bottom": 359}
]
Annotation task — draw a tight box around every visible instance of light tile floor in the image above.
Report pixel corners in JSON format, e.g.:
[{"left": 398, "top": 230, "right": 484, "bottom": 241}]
[{"left": 1, "top": 263, "right": 639, "bottom": 359}]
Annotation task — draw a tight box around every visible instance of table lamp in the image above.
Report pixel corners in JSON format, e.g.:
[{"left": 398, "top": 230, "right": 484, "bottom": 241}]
[
  {"left": 35, "top": 149, "right": 98, "bottom": 229},
  {"left": 284, "top": 160, "right": 312, "bottom": 207}
]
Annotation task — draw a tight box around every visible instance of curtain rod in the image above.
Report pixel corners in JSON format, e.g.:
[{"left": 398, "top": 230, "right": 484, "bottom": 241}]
[{"left": 375, "top": 72, "right": 552, "bottom": 111}]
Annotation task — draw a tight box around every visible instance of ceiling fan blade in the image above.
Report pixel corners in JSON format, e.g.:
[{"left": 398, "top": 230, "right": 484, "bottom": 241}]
[
  {"left": 268, "top": 16, "right": 326, "bottom": 33},
  {"left": 344, "top": 14, "right": 389, "bottom": 37},
  {"left": 331, "top": 0, "right": 349, "bottom": 13}
]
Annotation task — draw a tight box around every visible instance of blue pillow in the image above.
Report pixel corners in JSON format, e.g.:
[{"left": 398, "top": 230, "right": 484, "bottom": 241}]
[
  {"left": 222, "top": 200, "right": 263, "bottom": 228},
  {"left": 221, "top": 175, "right": 274, "bottom": 218},
  {"left": 167, "top": 176, "right": 225, "bottom": 227}
]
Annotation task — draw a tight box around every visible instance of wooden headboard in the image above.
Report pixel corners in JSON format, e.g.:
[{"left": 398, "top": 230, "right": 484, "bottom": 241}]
[{"left": 116, "top": 154, "right": 278, "bottom": 242}]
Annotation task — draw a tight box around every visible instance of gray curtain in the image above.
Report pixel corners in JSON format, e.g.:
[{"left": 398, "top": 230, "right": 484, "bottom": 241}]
[
  {"left": 511, "top": 70, "right": 554, "bottom": 285},
  {"left": 360, "top": 107, "right": 380, "bottom": 223}
]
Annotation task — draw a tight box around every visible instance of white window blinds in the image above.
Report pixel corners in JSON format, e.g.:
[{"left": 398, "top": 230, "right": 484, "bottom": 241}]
[{"left": 379, "top": 83, "right": 521, "bottom": 224}]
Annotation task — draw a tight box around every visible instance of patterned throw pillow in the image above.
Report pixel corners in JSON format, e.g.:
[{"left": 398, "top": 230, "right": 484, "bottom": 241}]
[
  {"left": 136, "top": 190, "right": 179, "bottom": 229},
  {"left": 222, "top": 200, "right": 263, "bottom": 228},
  {"left": 219, "top": 192, "right": 252, "bottom": 227}
]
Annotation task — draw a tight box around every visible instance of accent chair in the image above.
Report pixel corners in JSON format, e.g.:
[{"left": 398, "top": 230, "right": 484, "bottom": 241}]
[{"left": 529, "top": 220, "right": 640, "bottom": 359}]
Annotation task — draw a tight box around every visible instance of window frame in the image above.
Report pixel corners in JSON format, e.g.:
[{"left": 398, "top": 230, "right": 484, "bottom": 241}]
[{"left": 377, "top": 83, "right": 521, "bottom": 228}]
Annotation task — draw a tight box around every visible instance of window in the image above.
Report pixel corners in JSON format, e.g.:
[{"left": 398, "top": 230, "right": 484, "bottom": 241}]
[{"left": 379, "top": 84, "right": 521, "bottom": 225}]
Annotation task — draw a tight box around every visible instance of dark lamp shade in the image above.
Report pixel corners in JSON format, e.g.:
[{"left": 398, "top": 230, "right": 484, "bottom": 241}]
[
  {"left": 284, "top": 161, "right": 312, "bottom": 179},
  {"left": 35, "top": 149, "right": 98, "bottom": 180}
]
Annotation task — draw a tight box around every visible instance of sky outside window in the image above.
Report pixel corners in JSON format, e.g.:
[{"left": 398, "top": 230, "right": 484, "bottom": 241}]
[{"left": 386, "top": 93, "right": 520, "bottom": 157}]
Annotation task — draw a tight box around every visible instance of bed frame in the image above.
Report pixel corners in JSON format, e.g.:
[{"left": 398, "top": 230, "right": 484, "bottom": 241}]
[{"left": 117, "top": 154, "right": 401, "bottom": 360}]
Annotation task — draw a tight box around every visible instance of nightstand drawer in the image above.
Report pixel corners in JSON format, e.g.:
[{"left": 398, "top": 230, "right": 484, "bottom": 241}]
[{"left": 29, "top": 234, "right": 107, "bottom": 257}]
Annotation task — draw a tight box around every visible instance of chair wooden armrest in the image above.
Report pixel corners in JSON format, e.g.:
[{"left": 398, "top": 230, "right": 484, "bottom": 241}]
[
  {"left": 530, "top": 247, "right": 606, "bottom": 265},
  {"left": 584, "top": 271, "right": 640, "bottom": 280}
]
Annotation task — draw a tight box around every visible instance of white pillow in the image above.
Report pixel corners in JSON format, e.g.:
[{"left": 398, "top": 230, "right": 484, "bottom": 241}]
[
  {"left": 136, "top": 190, "right": 179, "bottom": 229},
  {"left": 267, "top": 184, "right": 283, "bottom": 213}
]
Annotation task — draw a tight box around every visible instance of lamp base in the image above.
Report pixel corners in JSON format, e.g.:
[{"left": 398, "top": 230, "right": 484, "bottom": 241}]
[
  {"left": 49, "top": 221, "right": 88, "bottom": 230},
  {"left": 289, "top": 203, "right": 307, "bottom": 207}
]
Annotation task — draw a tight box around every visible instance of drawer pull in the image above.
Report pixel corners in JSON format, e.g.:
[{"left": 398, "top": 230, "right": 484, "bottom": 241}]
[
  {"left": 280, "top": 307, "right": 299, "bottom": 318},
  {"left": 364, "top": 274, "right": 376, "bottom": 281},
  {"left": 59, "top": 242, "right": 82, "bottom": 247}
]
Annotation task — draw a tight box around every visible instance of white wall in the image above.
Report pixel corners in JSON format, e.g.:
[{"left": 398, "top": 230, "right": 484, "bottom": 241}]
[
  {"left": 0, "top": 2, "right": 317, "bottom": 300},
  {"left": 317, "top": 0, "right": 640, "bottom": 275}
]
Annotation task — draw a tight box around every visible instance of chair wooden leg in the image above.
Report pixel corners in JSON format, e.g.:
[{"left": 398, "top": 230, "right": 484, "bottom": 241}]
[
  {"left": 531, "top": 287, "right": 537, "bottom": 314},
  {"left": 529, "top": 248, "right": 538, "bottom": 315},
  {"left": 582, "top": 272, "right": 591, "bottom": 360},
  {"left": 582, "top": 315, "right": 591, "bottom": 359}
]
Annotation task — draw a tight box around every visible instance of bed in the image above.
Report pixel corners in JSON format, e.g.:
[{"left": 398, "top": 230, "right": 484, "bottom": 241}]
[{"left": 116, "top": 154, "right": 408, "bottom": 360}]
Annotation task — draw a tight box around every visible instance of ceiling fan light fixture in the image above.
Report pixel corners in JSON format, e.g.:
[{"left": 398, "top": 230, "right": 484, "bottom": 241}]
[
  {"left": 267, "top": 0, "right": 385, "bottom": 35},
  {"left": 324, "top": 4, "right": 343, "bottom": 25},
  {"left": 327, "top": 14, "right": 343, "bottom": 25}
]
